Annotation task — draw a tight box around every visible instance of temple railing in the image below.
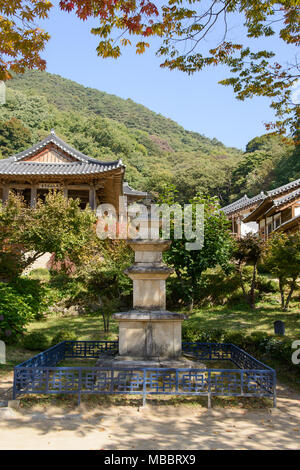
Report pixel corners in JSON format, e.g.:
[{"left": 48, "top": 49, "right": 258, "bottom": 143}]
[{"left": 13, "top": 341, "right": 276, "bottom": 407}]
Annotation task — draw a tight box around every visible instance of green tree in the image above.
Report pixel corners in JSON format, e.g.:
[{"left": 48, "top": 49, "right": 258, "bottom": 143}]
[
  {"left": 0, "top": 192, "right": 97, "bottom": 279},
  {"left": 0, "top": 0, "right": 51, "bottom": 80},
  {"left": 77, "top": 239, "right": 133, "bottom": 332},
  {"left": 264, "top": 231, "right": 300, "bottom": 311},
  {"left": 233, "top": 234, "right": 264, "bottom": 309},
  {"left": 160, "top": 188, "right": 233, "bottom": 310},
  {"left": 0, "top": 118, "right": 32, "bottom": 158}
]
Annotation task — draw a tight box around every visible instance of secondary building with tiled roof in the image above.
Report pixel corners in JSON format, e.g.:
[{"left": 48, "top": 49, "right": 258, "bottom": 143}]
[
  {"left": 221, "top": 191, "right": 266, "bottom": 238},
  {"left": 222, "top": 177, "right": 300, "bottom": 238},
  {"left": 0, "top": 130, "right": 147, "bottom": 211},
  {"left": 243, "top": 179, "right": 300, "bottom": 238}
]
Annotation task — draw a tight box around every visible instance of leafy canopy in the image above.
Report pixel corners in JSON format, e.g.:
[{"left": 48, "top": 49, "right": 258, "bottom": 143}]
[
  {"left": 0, "top": 192, "right": 97, "bottom": 279},
  {"left": 159, "top": 186, "right": 233, "bottom": 306},
  {"left": 58, "top": 0, "right": 300, "bottom": 135},
  {"left": 264, "top": 230, "right": 300, "bottom": 310},
  {"left": 0, "top": 0, "right": 52, "bottom": 80}
]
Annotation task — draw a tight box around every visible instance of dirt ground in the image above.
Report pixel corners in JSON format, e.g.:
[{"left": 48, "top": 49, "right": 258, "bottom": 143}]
[{"left": 0, "top": 382, "right": 300, "bottom": 450}]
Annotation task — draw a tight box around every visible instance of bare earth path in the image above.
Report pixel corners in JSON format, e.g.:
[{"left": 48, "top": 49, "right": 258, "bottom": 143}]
[{"left": 0, "top": 383, "right": 300, "bottom": 450}]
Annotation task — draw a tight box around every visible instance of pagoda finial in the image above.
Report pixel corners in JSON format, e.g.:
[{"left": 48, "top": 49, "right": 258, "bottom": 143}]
[{"left": 50, "top": 129, "right": 55, "bottom": 135}]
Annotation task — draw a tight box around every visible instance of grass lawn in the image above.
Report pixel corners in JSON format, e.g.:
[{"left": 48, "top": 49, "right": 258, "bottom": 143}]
[
  {"left": 0, "top": 313, "right": 118, "bottom": 379},
  {"left": 184, "top": 297, "right": 300, "bottom": 339},
  {"left": 0, "top": 295, "right": 299, "bottom": 403}
]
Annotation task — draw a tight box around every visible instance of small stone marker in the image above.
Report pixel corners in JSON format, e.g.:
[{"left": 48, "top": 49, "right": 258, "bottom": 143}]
[
  {"left": 274, "top": 320, "right": 285, "bottom": 336},
  {"left": 0, "top": 340, "right": 5, "bottom": 364}
]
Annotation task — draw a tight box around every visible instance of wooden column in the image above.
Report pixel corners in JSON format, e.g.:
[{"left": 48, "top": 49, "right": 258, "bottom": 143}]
[
  {"left": 2, "top": 184, "right": 9, "bottom": 204},
  {"left": 30, "top": 185, "right": 37, "bottom": 208},
  {"left": 63, "top": 185, "right": 68, "bottom": 199},
  {"left": 89, "top": 185, "right": 96, "bottom": 210}
]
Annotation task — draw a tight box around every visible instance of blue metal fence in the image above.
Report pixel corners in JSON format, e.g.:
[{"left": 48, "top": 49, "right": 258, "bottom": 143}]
[{"left": 13, "top": 341, "right": 276, "bottom": 407}]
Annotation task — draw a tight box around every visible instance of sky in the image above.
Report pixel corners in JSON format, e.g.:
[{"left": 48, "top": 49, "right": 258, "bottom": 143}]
[{"left": 35, "top": 2, "right": 298, "bottom": 150}]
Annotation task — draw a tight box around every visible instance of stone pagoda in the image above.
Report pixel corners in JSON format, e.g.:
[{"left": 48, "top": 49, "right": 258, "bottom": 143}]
[{"left": 113, "top": 239, "right": 186, "bottom": 361}]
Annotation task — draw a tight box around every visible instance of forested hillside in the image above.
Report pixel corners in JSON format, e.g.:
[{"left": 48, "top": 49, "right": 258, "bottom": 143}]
[{"left": 0, "top": 71, "right": 298, "bottom": 204}]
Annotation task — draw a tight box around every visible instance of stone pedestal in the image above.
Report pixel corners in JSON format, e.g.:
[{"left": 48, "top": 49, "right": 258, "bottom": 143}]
[{"left": 113, "top": 240, "right": 186, "bottom": 359}]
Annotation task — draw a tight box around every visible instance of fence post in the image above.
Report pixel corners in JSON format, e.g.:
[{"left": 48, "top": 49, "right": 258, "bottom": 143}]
[
  {"left": 12, "top": 368, "right": 17, "bottom": 400},
  {"left": 142, "top": 369, "right": 147, "bottom": 407},
  {"left": 207, "top": 370, "right": 211, "bottom": 409},
  {"left": 273, "top": 371, "right": 277, "bottom": 408},
  {"left": 77, "top": 369, "right": 82, "bottom": 406}
]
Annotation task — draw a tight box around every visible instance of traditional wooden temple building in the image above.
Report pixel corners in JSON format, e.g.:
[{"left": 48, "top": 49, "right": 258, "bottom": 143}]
[
  {"left": 222, "top": 178, "right": 300, "bottom": 239},
  {"left": 0, "top": 131, "right": 148, "bottom": 211}
]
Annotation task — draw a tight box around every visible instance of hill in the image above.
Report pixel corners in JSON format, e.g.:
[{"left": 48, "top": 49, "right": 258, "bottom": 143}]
[{"left": 0, "top": 71, "right": 298, "bottom": 204}]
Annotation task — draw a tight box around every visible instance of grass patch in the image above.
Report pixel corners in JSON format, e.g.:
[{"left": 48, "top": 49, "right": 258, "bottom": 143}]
[
  {"left": 183, "top": 298, "right": 300, "bottom": 339},
  {"left": 0, "top": 314, "right": 118, "bottom": 377}
]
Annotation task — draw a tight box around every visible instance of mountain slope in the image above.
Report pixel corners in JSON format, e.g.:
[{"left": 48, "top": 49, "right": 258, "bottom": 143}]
[{"left": 1, "top": 71, "right": 297, "bottom": 205}]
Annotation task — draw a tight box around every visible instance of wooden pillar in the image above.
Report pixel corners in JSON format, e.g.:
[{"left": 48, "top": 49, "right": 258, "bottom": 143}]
[
  {"left": 63, "top": 185, "right": 68, "bottom": 199},
  {"left": 2, "top": 184, "right": 9, "bottom": 204},
  {"left": 30, "top": 185, "right": 37, "bottom": 208},
  {"left": 89, "top": 185, "right": 96, "bottom": 210},
  {"left": 237, "top": 217, "right": 241, "bottom": 238}
]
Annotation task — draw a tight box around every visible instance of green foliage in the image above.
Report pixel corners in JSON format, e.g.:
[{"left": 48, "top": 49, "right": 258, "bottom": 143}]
[
  {"left": 0, "top": 118, "right": 32, "bottom": 158},
  {"left": 23, "top": 331, "right": 51, "bottom": 351},
  {"left": 182, "top": 326, "right": 225, "bottom": 343},
  {"left": 162, "top": 190, "right": 234, "bottom": 308},
  {"left": 0, "top": 192, "right": 97, "bottom": 280},
  {"left": 230, "top": 134, "right": 298, "bottom": 200},
  {"left": 233, "top": 234, "right": 265, "bottom": 309},
  {"left": 2, "top": 71, "right": 242, "bottom": 205},
  {"left": 196, "top": 267, "right": 242, "bottom": 306},
  {"left": 78, "top": 239, "right": 133, "bottom": 308},
  {"left": 264, "top": 231, "right": 300, "bottom": 310},
  {"left": 1, "top": 71, "right": 297, "bottom": 205},
  {"left": 51, "top": 330, "right": 77, "bottom": 346},
  {"left": 0, "top": 279, "right": 47, "bottom": 343},
  {"left": 182, "top": 323, "right": 296, "bottom": 365},
  {"left": 58, "top": 0, "right": 299, "bottom": 134}
]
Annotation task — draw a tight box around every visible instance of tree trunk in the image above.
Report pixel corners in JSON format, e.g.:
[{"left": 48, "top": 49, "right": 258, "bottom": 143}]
[
  {"left": 284, "top": 278, "right": 297, "bottom": 311},
  {"left": 187, "top": 297, "right": 194, "bottom": 312},
  {"left": 279, "top": 277, "right": 285, "bottom": 310},
  {"left": 249, "top": 261, "right": 257, "bottom": 309},
  {"left": 238, "top": 262, "right": 248, "bottom": 304}
]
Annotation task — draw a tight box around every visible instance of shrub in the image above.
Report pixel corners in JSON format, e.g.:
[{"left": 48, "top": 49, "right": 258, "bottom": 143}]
[
  {"left": 51, "top": 330, "right": 78, "bottom": 346},
  {"left": 256, "top": 276, "right": 277, "bottom": 294},
  {"left": 182, "top": 325, "right": 226, "bottom": 343},
  {"left": 178, "top": 266, "right": 253, "bottom": 307},
  {"left": 223, "top": 330, "right": 249, "bottom": 348},
  {"left": 259, "top": 336, "right": 293, "bottom": 361},
  {"left": 0, "top": 282, "right": 40, "bottom": 343},
  {"left": 23, "top": 331, "right": 50, "bottom": 351}
]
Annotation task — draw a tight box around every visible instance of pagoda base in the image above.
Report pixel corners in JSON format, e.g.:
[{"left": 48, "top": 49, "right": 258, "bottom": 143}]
[
  {"left": 96, "top": 356, "right": 206, "bottom": 370},
  {"left": 113, "top": 310, "right": 186, "bottom": 359}
]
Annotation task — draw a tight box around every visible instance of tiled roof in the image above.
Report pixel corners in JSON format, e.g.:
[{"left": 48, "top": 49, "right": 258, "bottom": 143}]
[
  {"left": 222, "top": 192, "right": 266, "bottom": 215},
  {"left": 0, "top": 161, "right": 122, "bottom": 176},
  {"left": 267, "top": 178, "right": 300, "bottom": 197},
  {"left": 123, "top": 182, "right": 149, "bottom": 197},
  {"left": 267, "top": 187, "right": 300, "bottom": 212},
  {"left": 0, "top": 130, "right": 123, "bottom": 175}
]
